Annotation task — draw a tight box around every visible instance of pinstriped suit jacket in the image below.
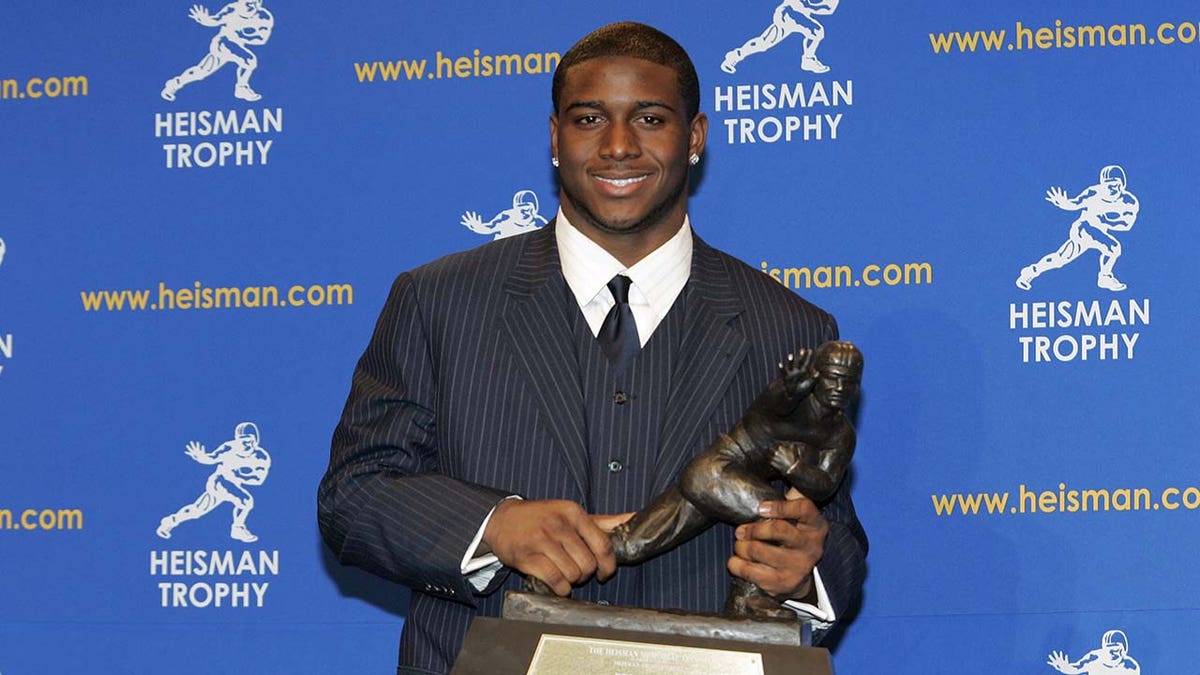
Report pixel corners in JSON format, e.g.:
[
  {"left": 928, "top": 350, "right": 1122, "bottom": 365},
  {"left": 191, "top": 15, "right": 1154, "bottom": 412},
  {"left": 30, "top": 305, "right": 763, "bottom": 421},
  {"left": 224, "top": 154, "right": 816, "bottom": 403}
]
[{"left": 319, "top": 223, "right": 867, "bottom": 674}]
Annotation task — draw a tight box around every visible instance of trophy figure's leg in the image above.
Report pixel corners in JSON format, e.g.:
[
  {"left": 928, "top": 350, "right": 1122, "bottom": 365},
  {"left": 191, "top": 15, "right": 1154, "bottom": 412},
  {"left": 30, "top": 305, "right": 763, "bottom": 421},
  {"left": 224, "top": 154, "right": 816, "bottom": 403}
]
[{"left": 610, "top": 486, "right": 712, "bottom": 564}]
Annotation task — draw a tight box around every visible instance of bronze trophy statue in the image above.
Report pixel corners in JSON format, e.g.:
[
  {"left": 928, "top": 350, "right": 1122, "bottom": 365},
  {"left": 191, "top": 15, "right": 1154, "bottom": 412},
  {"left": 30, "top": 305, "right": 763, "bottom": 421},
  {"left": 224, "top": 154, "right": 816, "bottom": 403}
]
[{"left": 525, "top": 340, "right": 863, "bottom": 621}]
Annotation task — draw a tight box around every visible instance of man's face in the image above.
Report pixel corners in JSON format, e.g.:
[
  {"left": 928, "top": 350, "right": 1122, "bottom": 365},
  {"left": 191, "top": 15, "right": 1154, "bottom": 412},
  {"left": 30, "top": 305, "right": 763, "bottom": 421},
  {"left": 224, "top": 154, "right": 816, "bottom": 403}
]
[
  {"left": 550, "top": 56, "right": 706, "bottom": 241},
  {"left": 1102, "top": 178, "right": 1123, "bottom": 199},
  {"left": 813, "top": 363, "right": 860, "bottom": 410}
]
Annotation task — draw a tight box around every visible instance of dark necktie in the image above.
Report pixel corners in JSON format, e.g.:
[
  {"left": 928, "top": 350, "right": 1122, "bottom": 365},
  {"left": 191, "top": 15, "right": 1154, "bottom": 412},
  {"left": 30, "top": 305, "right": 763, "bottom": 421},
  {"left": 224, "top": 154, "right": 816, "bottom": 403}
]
[{"left": 598, "top": 275, "right": 639, "bottom": 375}]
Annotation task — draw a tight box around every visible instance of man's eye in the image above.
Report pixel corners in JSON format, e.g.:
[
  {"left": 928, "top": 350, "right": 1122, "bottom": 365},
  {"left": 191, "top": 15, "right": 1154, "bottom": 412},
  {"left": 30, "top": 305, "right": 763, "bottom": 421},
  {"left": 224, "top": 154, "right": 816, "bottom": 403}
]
[
  {"left": 576, "top": 115, "right": 603, "bottom": 125},
  {"left": 638, "top": 115, "right": 663, "bottom": 125}
]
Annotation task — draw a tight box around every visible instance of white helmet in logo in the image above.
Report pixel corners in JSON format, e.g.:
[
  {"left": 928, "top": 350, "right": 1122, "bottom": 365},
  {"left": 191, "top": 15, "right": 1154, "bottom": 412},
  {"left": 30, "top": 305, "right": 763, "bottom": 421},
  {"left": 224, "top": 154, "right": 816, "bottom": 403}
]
[
  {"left": 513, "top": 189, "right": 539, "bottom": 213},
  {"left": 235, "top": 422, "right": 260, "bottom": 444},
  {"left": 1101, "top": 629, "right": 1129, "bottom": 653},
  {"left": 1099, "top": 165, "right": 1126, "bottom": 189}
]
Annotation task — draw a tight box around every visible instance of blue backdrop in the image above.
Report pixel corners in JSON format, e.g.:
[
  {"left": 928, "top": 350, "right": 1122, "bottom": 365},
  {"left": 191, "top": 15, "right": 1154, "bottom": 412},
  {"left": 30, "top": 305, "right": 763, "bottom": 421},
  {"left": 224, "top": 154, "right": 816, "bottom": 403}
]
[{"left": 3, "top": 1, "right": 1196, "bottom": 672}]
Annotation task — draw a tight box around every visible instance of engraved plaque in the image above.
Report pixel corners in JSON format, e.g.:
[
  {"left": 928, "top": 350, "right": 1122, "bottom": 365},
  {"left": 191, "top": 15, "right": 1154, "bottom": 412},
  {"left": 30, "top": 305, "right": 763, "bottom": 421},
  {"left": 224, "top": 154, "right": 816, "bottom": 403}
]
[{"left": 527, "top": 634, "right": 764, "bottom": 675}]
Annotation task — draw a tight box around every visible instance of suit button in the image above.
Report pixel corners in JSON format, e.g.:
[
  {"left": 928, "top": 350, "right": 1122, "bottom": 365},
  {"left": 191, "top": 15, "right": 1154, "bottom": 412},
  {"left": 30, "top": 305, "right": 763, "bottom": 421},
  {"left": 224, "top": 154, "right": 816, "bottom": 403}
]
[
  {"left": 613, "top": 391, "right": 628, "bottom": 404},
  {"left": 607, "top": 459, "right": 623, "bottom": 473}
]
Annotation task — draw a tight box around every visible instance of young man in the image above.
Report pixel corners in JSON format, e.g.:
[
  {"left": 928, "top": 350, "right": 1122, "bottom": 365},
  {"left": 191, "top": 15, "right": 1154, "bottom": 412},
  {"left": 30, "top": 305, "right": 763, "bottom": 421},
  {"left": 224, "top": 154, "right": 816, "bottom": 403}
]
[{"left": 319, "top": 22, "right": 867, "bottom": 673}]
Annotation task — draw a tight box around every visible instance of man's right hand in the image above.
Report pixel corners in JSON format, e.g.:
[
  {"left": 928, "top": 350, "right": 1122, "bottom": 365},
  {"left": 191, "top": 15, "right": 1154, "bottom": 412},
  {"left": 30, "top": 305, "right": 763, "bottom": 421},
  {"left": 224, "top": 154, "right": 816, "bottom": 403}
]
[{"left": 481, "top": 499, "right": 617, "bottom": 597}]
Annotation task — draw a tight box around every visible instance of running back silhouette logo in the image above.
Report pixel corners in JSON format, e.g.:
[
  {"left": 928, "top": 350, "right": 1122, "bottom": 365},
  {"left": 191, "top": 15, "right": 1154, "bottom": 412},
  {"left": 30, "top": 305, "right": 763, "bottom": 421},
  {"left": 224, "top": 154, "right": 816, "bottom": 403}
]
[
  {"left": 1047, "top": 629, "right": 1141, "bottom": 674},
  {"left": 1017, "top": 165, "right": 1140, "bottom": 292},
  {"left": 161, "top": 1, "right": 275, "bottom": 102},
  {"left": 460, "top": 189, "right": 548, "bottom": 240},
  {"left": 157, "top": 422, "right": 272, "bottom": 543},
  {"left": 722, "top": 0, "right": 841, "bottom": 74}
]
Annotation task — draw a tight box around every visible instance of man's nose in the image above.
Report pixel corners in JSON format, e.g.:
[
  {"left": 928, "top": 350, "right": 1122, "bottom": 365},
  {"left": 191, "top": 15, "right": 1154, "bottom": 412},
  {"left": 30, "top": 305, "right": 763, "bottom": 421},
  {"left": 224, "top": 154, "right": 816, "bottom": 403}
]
[{"left": 601, "top": 121, "right": 640, "bottom": 160}]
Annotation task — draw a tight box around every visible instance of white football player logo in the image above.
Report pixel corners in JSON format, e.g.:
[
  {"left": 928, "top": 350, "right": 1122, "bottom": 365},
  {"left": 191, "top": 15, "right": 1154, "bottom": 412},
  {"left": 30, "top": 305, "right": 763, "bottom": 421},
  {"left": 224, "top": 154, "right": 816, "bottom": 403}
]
[
  {"left": 1017, "top": 165, "right": 1139, "bottom": 292},
  {"left": 1047, "top": 629, "right": 1140, "bottom": 674},
  {"left": 460, "top": 190, "right": 548, "bottom": 240},
  {"left": 722, "top": 0, "right": 841, "bottom": 75},
  {"left": 157, "top": 422, "right": 272, "bottom": 543},
  {"left": 161, "top": 0, "right": 275, "bottom": 102}
]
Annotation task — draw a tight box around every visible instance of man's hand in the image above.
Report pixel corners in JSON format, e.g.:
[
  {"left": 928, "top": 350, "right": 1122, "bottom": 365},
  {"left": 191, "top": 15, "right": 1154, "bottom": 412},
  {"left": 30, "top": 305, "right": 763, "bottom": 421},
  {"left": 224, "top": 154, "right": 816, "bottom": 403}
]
[
  {"left": 592, "top": 511, "right": 634, "bottom": 532},
  {"left": 481, "top": 499, "right": 618, "bottom": 597},
  {"left": 728, "top": 488, "right": 828, "bottom": 600}
]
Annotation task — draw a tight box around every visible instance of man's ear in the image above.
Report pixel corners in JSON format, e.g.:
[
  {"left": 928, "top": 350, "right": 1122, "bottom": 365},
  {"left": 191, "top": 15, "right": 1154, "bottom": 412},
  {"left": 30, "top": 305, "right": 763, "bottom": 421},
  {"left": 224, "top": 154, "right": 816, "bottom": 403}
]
[
  {"left": 688, "top": 112, "right": 708, "bottom": 160},
  {"left": 549, "top": 114, "right": 559, "bottom": 160}
]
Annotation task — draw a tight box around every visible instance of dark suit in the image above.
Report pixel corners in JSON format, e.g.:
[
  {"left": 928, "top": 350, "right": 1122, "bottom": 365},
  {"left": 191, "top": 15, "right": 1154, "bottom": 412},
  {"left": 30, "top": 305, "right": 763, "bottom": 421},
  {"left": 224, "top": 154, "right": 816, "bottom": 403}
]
[{"left": 318, "top": 223, "right": 867, "bottom": 674}]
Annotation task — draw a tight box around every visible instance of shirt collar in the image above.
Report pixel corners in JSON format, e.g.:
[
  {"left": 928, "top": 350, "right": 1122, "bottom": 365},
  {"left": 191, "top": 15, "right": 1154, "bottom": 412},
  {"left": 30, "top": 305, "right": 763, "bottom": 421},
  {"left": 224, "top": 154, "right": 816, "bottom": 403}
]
[{"left": 555, "top": 208, "right": 693, "bottom": 319}]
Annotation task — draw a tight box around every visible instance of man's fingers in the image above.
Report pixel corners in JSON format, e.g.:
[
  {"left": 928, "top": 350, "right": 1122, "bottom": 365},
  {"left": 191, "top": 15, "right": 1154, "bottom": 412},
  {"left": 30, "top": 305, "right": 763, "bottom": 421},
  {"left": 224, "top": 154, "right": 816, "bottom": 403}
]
[
  {"left": 591, "top": 512, "right": 634, "bottom": 532},
  {"left": 576, "top": 514, "right": 619, "bottom": 581},
  {"left": 727, "top": 554, "right": 807, "bottom": 597},
  {"left": 527, "top": 554, "right": 573, "bottom": 597},
  {"left": 756, "top": 492, "right": 820, "bottom": 521},
  {"left": 555, "top": 532, "right": 599, "bottom": 583}
]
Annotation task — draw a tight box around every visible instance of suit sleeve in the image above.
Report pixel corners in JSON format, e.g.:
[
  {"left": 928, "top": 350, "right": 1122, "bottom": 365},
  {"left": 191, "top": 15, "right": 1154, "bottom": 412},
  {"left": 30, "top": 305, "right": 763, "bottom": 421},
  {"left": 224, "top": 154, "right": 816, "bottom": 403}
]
[{"left": 317, "top": 272, "right": 513, "bottom": 607}]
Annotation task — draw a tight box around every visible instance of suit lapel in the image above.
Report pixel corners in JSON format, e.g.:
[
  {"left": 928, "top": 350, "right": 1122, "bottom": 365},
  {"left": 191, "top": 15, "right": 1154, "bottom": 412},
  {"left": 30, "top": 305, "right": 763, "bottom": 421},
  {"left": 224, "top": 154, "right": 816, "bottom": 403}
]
[
  {"left": 653, "top": 238, "right": 749, "bottom": 493},
  {"left": 499, "top": 223, "right": 591, "bottom": 498}
]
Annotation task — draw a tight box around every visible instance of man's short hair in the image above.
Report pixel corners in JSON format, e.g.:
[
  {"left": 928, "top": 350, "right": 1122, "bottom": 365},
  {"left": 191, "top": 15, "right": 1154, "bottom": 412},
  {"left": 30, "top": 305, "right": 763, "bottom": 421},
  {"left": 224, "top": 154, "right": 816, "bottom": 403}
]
[{"left": 552, "top": 22, "right": 701, "bottom": 120}]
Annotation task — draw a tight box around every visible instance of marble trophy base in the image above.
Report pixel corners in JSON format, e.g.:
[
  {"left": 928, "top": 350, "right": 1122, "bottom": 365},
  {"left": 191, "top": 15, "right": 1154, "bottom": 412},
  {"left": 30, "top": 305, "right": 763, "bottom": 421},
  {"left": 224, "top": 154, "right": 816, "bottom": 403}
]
[{"left": 450, "top": 591, "right": 832, "bottom": 675}]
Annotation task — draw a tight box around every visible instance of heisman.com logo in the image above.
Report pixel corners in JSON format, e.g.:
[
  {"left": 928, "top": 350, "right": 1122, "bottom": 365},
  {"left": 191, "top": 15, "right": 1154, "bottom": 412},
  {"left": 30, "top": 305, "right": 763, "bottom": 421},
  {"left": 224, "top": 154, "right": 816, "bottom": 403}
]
[{"left": 713, "top": 1, "right": 853, "bottom": 146}]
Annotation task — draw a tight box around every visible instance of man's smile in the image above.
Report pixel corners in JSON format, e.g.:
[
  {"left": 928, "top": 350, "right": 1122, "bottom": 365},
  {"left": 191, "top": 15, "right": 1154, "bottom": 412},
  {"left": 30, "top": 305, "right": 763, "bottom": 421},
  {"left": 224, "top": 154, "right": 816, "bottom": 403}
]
[{"left": 593, "top": 174, "right": 650, "bottom": 188}]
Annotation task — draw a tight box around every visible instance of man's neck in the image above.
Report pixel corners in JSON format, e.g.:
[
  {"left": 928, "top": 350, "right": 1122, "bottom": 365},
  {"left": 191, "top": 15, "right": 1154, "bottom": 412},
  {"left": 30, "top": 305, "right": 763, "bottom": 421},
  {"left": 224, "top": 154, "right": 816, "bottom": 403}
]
[{"left": 559, "top": 204, "right": 688, "bottom": 268}]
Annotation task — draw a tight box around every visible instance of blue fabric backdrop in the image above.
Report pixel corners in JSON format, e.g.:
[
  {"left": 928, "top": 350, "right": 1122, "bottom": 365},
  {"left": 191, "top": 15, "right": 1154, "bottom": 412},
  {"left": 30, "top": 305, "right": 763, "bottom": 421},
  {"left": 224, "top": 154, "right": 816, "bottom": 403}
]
[{"left": 2, "top": 1, "right": 1195, "bottom": 671}]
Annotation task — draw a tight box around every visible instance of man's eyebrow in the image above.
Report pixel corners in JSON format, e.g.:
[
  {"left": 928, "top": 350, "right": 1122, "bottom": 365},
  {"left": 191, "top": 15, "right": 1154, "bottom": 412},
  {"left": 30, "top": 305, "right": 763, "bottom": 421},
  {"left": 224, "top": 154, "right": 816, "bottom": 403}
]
[
  {"left": 563, "top": 100, "right": 677, "bottom": 112},
  {"left": 635, "top": 100, "right": 676, "bottom": 112},
  {"left": 564, "top": 100, "right": 604, "bottom": 111}
]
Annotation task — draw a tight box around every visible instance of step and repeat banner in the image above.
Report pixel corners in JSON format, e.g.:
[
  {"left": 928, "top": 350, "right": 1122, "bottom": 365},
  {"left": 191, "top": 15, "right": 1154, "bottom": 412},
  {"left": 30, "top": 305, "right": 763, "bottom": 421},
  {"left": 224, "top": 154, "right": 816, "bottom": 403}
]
[{"left": 3, "top": 1, "right": 1198, "bottom": 672}]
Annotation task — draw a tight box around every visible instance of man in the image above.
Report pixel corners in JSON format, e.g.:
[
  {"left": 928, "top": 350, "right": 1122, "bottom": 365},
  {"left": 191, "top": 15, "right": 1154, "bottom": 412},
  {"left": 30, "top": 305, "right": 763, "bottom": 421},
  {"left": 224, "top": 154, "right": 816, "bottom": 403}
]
[
  {"left": 319, "top": 22, "right": 866, "bottom": 673},
  {"left": 1016, "top": 165, "right": 1139, "bottom": 292},
  {"left": 721, "top": 0, "right": 841, "bottom": 75},
  {"left": 460, "top": 189, "right": 549, "bottom": 240},
  {"left": 1047, "top": 629, "right": 1140, "bottom": 674},
  {"left": 161, "top": 0, "right": 274, "bottom": 102},
  {"left": 158, "top": 422, "right": 271, "bottom": 543}
]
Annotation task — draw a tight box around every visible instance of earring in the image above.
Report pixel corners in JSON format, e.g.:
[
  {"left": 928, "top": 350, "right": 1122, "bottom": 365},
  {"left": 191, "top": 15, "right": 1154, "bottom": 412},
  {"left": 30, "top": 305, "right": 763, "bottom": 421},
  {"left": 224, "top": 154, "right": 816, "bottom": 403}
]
[
  {"left": 552, "top": 157, "right": 559, "bottom": 167},
  {"left": 689, "top": 153, "right": 700, "bottom": 166}
]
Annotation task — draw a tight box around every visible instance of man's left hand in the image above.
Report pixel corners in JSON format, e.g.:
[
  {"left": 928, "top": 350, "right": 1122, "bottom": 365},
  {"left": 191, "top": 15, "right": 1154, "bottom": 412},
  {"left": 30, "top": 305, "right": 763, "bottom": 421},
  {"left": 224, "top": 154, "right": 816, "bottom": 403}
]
[{"left": 728, "top": 488, "right": 828, "bottom": 600}]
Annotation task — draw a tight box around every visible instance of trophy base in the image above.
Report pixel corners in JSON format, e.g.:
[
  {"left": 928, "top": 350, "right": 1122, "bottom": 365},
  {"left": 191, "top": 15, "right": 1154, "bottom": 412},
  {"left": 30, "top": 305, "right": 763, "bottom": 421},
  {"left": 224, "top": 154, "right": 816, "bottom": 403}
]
[{"left": 450, "top": 591, "right": 831, "bottom": 675}]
